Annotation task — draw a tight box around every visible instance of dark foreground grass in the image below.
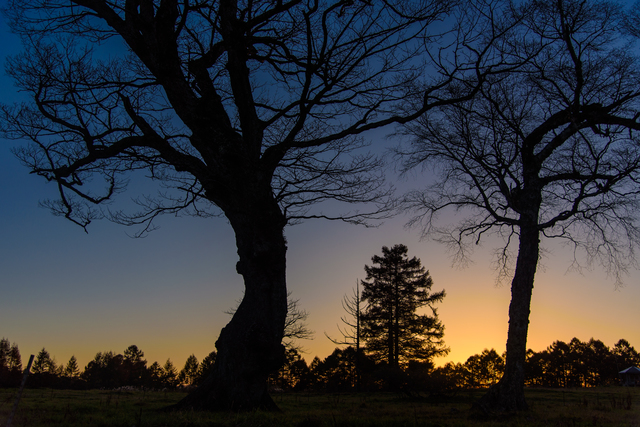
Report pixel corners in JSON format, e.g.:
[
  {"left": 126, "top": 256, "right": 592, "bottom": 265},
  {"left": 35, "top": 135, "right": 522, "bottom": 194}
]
[{"left": 1, "top": 387, "right": 639, "bottom": 427}]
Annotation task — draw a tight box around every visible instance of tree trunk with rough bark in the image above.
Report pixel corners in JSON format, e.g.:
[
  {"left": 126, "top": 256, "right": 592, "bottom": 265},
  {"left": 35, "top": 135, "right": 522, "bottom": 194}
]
[
  {"left": 474, "top": 222, "right": 540, "bottom": 415},
  {"left": 176, "top": 187, "right": 288, "bottom": 411}
]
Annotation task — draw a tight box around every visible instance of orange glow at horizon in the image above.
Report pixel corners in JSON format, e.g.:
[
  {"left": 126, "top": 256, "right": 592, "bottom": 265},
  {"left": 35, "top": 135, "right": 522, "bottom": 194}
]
[{"left": 2, "top": 200, "right": 639, "bottom": 376}]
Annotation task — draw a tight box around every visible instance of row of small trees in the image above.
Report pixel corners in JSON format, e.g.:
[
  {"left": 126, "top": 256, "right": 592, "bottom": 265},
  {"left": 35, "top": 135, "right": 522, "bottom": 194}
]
[
  {"left": 524, "top": 338, "right": 640, "bottom": 388},
  {"left": 0, "top": 339, "right": 216, "bottom": 390},
  {"left": 432, "top": 338, "right": 640, "bottom": 391},
  {"left": 2, "top": 336, "right": 637, "bottom": 392},
  {"left": 271, "top": 338, "right": 640, "bottom": 393}
]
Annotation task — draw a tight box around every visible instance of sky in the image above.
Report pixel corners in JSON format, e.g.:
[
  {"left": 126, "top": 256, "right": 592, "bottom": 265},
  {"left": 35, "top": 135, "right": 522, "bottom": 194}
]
[{"left": 1, "top": 2, "right": 639, "bottom": 374}]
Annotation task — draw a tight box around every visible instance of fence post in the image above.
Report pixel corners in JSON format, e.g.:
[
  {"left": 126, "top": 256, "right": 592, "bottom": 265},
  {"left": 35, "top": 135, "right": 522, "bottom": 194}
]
[{"left": 6, "top": 354, "right": 35, "bottom": 427}]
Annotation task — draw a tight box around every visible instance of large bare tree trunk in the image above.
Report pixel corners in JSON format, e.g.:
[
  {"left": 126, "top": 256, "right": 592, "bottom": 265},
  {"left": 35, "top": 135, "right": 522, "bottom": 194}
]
[
  {"left": 474, "top": 223, "right": 539, "bottom": 415},
  {"left": 176, "top": 195, "right": 288, "bottom": 411}
]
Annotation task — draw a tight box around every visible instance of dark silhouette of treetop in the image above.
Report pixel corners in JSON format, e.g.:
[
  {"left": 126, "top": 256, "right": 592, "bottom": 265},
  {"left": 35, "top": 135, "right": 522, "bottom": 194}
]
[
  {"left": 63, "top": 355, "right": 80, "bottom": 378},
  {"left": 178, "top": 354, "right": 200, "bottom": 386},
  {"left": 0, "top": 339, "right": 22, "bottom": 387},
  {"left": 360, "top": 244, "right": 448, "bottom": 368},
  {"left": 1, "top": 0, "right": 516, "bottom": 412},
  {"left": 32, "top": 348, "right": 55, "bottom": 374}
]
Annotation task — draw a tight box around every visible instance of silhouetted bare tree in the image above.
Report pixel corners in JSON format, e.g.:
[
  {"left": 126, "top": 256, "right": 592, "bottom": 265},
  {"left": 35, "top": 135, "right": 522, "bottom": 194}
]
[
  {"left": 325, "top": 281, "right": 365, "bottom": 389},
  {"left": 1, "top": 0, "right": 511, "bottom": 411},
  {"left": 282, "top": 294, "right": 314, "bottom": 352},
  {"left": 326, "top": 281, "right": 363, "bottom": 349},
  {"left": 400, "top": 0, "right": 640, "bottom": 413}
]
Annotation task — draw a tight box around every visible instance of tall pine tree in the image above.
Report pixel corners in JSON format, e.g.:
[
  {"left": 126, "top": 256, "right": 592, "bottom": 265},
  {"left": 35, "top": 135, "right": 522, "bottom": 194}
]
[{"left": 361, "top": 245, "right": 448, "bottom": 368}]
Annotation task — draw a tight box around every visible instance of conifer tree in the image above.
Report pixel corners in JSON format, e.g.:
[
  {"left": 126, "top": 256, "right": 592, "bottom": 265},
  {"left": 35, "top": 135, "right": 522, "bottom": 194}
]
[
  {"left": 32, "top": 348, "right": 53, "bottom": 374},
  {"left": 123, "top": 345, "right": 147, "bottom": 386},
  {"left": 0, "top": 338, "right": 9, "bottom": 385},
  {"left": 196, "top": 352, "right": 217, "bottom": 386},
  {"left": 0, "top": 338, "right": 9, "bottom": 371},
  {"left": 123, "top": 345, "right": 145, "bottom": 364},
  {"left": 361, "top": 244, "right": 448, "bottom": 368},
  {"left": 147, "top": 361, "right": 163, "bottom": 389},
  {"left": 162, "top": 359, "right": 179, "bottom": 388},
  {"left": 8, "top": 343, "right": 21, "bottom": 372},
  {"left": 613, "top": 339, "right": 640, "bottom": 369},
  {"left": 64, "top": 355, "right": 80, "bottom": 378},
  {"left": 179, "top": 354, "right": 200, "bottom": 386}
]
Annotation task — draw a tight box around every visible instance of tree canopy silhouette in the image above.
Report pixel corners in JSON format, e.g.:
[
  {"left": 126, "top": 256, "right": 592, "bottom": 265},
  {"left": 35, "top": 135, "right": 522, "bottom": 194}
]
[
  {"left": 179, "top": 354, "right": 200, "bottom": 386},
  {"left": 1, "top": 0, "right": 513, "bottom": 411},
  {"left": 399, "top": 0, "right": 640, "bottom": 413},
  {"left": 0, "top": 338, "right": 22, "bottom": 387},
  {"left": 360, "top": 244, "right": 448, "bottom": 368}
]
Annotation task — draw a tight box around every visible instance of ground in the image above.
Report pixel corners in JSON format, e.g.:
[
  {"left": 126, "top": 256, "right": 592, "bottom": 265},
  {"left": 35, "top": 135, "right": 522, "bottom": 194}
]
[{"left": 1, "top": 387, "right": 639, "bottom": 426}]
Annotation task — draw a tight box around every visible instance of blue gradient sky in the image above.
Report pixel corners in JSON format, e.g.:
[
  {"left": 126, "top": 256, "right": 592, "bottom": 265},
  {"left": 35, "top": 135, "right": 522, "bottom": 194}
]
[{"left": 1, "top": 3, "right": 639, "bottom": 373}]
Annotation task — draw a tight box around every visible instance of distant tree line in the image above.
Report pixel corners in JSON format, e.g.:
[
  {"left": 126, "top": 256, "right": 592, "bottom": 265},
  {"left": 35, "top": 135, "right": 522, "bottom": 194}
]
[
  {"left": 1, "top": 336, "right": 637, "bottom": 392},
  {"left": 269, "top": 338, "right": 639, "bottom": 394},
  {"left": 523, "top": 338, "right": 640, "bottom": 388},
  {"left": 419, "top": 338, "right": 640, "bottom": 393},
  {"left": 0, "top": 339, "right": 216, "bottom": 390}
]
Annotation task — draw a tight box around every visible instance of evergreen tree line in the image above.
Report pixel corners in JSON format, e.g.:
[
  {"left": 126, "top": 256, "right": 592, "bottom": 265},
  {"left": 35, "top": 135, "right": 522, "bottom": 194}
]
[
  {"left": 2, "top": 336, "right": 637, "bottom": 392},
  {"left": 270, "top": 338, "right": 640, "bottom": 393},
  {"left": 0, "top": 339, "right": 216, "bottom": 390}
]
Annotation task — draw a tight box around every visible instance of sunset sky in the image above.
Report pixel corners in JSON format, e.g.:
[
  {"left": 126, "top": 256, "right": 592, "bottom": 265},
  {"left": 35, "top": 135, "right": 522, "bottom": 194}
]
[{"left": 1, "top": 2, "right": 639, "bottom": 374}]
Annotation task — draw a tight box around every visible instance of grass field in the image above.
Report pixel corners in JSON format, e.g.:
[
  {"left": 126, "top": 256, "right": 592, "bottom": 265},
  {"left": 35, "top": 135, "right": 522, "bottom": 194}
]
[{"left": 1, "top": 387, "right": 639, "bottom": 427}]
